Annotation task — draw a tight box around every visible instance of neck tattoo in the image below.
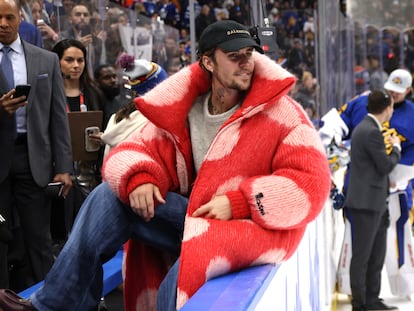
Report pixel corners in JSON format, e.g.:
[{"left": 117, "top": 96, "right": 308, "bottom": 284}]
[{"left": 208, "top": 95, "right": 221, "bottom": 115}]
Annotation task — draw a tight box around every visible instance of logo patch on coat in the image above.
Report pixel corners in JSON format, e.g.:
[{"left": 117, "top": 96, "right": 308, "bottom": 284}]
[{"left": 255, "top": 192, "right": 265, "bottom": 215}]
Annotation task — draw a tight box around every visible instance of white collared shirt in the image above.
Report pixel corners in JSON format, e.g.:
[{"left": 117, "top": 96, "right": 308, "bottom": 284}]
[
  {"left": 1, "top": 36, "right": 28, "bottom": 87},
  {"left": 367, "top": 113, "right": 382, "bottom": 131},
  {"left": 1, "top": 36, "right": 28, "bottom": 133}
]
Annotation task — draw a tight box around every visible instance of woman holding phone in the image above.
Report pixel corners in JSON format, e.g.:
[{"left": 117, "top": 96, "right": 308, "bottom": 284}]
[
  {"left": 51, "top": 39, "right": 103, "bottom": 244},
  {"left": 52, "top": 39, "right": 102, "bottom": 112}
]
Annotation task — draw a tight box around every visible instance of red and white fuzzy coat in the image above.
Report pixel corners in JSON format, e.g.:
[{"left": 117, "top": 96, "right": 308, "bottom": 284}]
[{"left": 102, "top": 52, "right": 331, "bottom": 310}]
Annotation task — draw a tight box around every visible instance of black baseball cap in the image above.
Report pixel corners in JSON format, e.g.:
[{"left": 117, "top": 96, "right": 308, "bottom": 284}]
[{"left": 197, "top": 20, "right": 264, "bottom": 56}]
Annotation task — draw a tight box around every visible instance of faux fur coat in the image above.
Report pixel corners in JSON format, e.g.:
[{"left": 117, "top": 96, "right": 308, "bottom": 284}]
[{"left": 102, "top": 52, "right": 331, "bottom": 310}]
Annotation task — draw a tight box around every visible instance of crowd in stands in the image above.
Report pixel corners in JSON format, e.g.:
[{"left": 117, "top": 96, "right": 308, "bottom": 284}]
[
  {"left": 20, "top": 0, "right": 319, "bottom": 115},
  {"left": 22, "top": 1, "right": 414, "bottom": 123}
]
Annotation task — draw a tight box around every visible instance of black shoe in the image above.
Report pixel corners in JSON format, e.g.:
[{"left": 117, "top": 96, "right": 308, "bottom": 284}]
[
  {"left": 352, "top": 307, "right": 366, "bottom": 311},
  {"left": 365, "top": 300, "right": 399, "bottom": 311},
  {"left": 0, "top": 289, "right": 37, "bottom": 310}
]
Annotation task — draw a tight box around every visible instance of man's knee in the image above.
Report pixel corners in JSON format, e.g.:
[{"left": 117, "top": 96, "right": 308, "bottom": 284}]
[{"left": 83, "top": 182, "right": 117, "bottom": 207}]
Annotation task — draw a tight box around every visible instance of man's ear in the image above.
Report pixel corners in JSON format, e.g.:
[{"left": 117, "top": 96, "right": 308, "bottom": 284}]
[{"left": 202, "top": 55, "right": 213, "bottom": 73}]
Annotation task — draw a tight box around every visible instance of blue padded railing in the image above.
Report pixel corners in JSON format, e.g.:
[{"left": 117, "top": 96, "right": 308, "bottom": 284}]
[
  {"left": 18, "top": 214, "right": 324, "bottom": 310},
  {"left": 181, "top": 264, "right": 279, "bottom": 311},
  {"left": 18, "top": 252, "right": 277, "bottom": 311},
  {"left": 19, "top": 248, "right": 124, "bottom": 299}
]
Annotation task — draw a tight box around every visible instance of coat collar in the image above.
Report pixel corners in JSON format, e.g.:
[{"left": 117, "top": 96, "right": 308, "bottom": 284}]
[{"left": 134, "top": 53, "right": 296, "bottom": 136}]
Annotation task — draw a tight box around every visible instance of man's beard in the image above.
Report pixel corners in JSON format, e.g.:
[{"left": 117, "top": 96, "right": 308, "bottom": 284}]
[{"left": 102, "top": 85, "right": 121, "bottom": 99}]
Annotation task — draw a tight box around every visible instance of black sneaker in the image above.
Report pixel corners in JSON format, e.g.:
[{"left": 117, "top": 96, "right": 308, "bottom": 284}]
[{"left": 365, "top": 300, "right": 399, "bottom": 311}]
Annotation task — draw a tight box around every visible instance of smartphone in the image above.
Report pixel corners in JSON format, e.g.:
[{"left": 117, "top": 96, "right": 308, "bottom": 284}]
[
  {"left": 44, "top": 181, "right": 64, "bottom": 198},
  {"left": 14, "top": 84, "right": 31, "bottom": 99},
  {"left": 80, "top": 24, "right": 91, "bottom": 37},
  {"left": 85, "top": 126, "right": 100, "bottom": 152}
]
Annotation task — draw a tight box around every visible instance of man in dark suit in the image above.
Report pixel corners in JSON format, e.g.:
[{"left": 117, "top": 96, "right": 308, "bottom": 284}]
[
  {"left": 345, "top": 90, "right": 401, "bottom": 311},
  {"left": 0, "top": 0, "right": 72, "bottom": 290}
]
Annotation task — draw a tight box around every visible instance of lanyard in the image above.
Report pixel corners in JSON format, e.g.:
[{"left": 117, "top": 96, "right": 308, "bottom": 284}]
[{"left": 66, "top": 93, "right": 85, "bottom": 112}]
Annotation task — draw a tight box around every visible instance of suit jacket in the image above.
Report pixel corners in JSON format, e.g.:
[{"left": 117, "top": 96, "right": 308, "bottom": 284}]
[
  {"left": 345, "top": 115, "right": 401, "bottom": 212},
  {"left": 0, "top": 40, "right": 72, "bottom": 187}
]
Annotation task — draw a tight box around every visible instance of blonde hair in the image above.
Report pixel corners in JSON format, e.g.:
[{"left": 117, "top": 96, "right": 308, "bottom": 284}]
[{"left": 302, "top": 71, "right": 313, "bottom": 82}]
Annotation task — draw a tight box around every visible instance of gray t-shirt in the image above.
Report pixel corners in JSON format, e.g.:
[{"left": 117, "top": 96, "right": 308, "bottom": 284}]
[{"left": 188, "top": 92, "right": 240, "bottom": 172}]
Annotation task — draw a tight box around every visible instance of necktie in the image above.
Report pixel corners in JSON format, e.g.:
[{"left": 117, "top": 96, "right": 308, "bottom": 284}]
[{"left": 1, "top": 46, "right": 14, "bottom": 90}]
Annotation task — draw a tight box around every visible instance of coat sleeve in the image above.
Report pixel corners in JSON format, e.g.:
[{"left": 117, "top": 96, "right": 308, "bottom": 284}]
[
  {"left": 366, "top": 127, "right": 401, "bottom": 175},
  {"left": 49, "top": 53, "right": 73, "bottom": 174},
  {"left": 102, "top": 122, "right": 181, "bottom": 203},
  {"left": 229, "top": 121, "right": 331, "bottom": 230}
]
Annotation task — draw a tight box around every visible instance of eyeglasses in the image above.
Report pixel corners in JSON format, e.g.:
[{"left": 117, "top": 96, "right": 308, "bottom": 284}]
[{"left": 74, "top": 12, "right": 90, "bottom": 17}]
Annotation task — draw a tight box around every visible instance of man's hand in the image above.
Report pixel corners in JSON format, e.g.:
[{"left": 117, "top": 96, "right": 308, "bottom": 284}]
[
  {"left": 53, "top": 173, "right": 72, "bottom": 198},
  {"left": 96, "top": 30, "right": 107, "bottom": 42},
  {"left": 129, "top": 183, "right": 166, "bottom": 222},
  {"left": 192, "top": 195, "right": 233, "bottom": 220},
  {"left": 37, "top": 21, "right": 57, "bottom": 41},
  {"left": 78, "top": 34, "right": 93, "bottom": 46},
  {"left": 0, "top": 89, "right": 28, "bottom": 116},
  {"left": 389, "top": 134, "right": 401, "bottom": 146}
]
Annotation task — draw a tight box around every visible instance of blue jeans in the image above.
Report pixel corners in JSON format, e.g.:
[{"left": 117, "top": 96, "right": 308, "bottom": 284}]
[{"left": 31, "top": 182, "right": 187, "bottom": 311}]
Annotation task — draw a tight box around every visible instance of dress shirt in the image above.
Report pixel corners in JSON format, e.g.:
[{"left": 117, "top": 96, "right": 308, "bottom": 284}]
[{"left": 1, "top": 36, "right": 28, "bottom": 133}]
